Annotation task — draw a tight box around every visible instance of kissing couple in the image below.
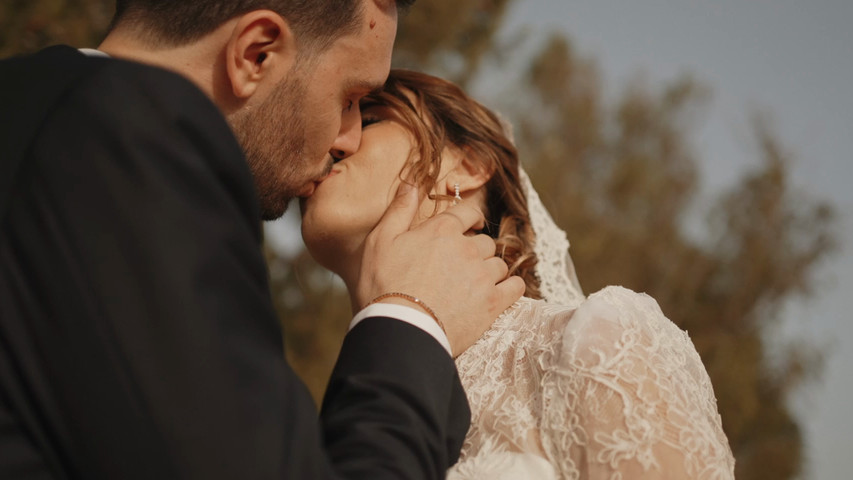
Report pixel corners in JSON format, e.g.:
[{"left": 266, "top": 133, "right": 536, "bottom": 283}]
[{"left": 0, "top": 0, "right": 734, "bottom": 478}]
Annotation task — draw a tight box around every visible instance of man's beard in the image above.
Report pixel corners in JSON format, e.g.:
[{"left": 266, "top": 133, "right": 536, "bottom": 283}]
[{"left": 230, "top": 73, "right": 310, "bottom": 221}]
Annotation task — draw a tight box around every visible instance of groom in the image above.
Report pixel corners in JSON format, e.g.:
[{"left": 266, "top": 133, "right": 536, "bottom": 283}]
[{"left": 0, "top": 1, "right": 524, "bottom": 478}]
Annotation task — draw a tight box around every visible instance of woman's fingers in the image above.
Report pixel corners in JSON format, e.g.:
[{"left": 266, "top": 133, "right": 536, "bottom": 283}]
[
  {"left": 372, "top": 182, "right": 420, "bottom": 241},
  {"left": 484, "top": 256, "right": 510, "bottom": 283},
  {"left": 434, "top": 203, "right": 486, "bottom": 233},
  {"left": 472, "top": 234, "right": 498, "bottom": 259}
]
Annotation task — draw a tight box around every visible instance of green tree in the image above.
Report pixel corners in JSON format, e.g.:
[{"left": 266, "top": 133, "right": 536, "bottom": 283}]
[
  {"left": 0, "top": 0, "right": 112, "bottom": 57},
  {"left": 393, "top": 0, "right": 512, "bottom": 86}
]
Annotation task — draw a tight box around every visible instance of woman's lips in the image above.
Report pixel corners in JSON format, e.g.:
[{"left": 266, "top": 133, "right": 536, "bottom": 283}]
[
  {"left": 315, "top": 169, "right": 340, "bottom": 185},
  {"left": 299, "top": 170, "right": 340, "bottom": 198}
]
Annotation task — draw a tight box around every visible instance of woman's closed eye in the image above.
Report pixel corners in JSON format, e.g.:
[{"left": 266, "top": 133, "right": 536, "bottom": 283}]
[{"left": 361, "top": 114, "right": 381, "bottom": 128}]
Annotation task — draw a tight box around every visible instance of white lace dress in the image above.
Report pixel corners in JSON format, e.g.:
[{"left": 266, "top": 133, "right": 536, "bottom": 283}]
[{"left": 448, "top": 286, "right": 735, "bottom": 480}]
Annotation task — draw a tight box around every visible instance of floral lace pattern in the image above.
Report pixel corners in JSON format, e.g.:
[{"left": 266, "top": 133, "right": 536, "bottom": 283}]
[{"left": 448, "top": 286, "right": 735, "bottom": 480}]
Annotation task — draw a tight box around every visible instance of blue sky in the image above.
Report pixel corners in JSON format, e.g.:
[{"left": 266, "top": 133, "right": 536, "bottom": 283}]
[{"left": 490, "top": 1, "right": 852, "bottom": 477}]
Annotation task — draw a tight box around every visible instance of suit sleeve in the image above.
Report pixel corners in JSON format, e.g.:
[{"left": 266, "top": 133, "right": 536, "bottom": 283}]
[
  {"left": 323, "top": 318, "right": 470, "bottom": 479},
  {"left": 0, "top": 61, "right": 467, "bottom": 479}
]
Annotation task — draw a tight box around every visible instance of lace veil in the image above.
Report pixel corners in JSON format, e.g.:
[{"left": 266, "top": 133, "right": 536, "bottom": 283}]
[
  {"left": 498, "top": 115, "right": 584, "bottom": 306},
  {"left": 518, "top": 168, "right": 584, "bottom": 306}
]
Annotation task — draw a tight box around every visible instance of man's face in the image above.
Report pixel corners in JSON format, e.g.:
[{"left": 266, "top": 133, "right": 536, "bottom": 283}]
[{"left": 231, "top": 1, "right": 398, "bottom": 220}]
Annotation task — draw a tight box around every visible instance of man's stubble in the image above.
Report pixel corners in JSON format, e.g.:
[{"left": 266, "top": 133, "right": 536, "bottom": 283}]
[{"left": 230, "top": 65, "right": 317, "bottom": 221}]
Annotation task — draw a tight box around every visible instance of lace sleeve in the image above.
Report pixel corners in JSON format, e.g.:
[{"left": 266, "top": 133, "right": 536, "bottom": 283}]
[{"left": 540, "top": 286, "right": 735, "bottom": 479}]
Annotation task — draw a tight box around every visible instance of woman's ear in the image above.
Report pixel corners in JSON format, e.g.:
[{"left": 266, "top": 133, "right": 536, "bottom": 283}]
[
  {"left": 441, "top": 147, "right": 494, "bottom": 197},
  {"left": 225, "top": 10, "right": 297, "bottom": 99}
]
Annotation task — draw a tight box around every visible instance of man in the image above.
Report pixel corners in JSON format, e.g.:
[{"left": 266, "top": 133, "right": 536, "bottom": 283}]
[{"left": 0, "top": 0, "right": 524, "bottom": 478}]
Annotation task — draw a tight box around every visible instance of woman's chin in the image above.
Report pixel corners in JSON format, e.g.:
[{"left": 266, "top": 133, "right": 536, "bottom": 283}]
[
  {"left": 301, "top": 221, "right": 356, "bottom": 276},
  {"left": 300, "top": 203, "right": 378, "bottom": 281}
]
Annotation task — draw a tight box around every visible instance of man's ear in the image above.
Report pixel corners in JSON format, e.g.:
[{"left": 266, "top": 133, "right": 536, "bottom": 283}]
[
  {"left": 441, "top": 147, "right": 494, "bottom": 196},
  {"left": 225, "top": 10, "right": 297, "bottom": 99}
]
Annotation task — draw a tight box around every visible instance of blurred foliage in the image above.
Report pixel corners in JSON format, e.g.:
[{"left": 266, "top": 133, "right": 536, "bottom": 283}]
[
  {"left": 2, "top": 1, "right": 836, "bottom": 479},
  {"left": 0, "top": 0, "right": 113, "bottom": 57},
  {"left": 512, "top": 34, "right": 833, "bottom": 479},
  {"left": 393, "top": 0, "right": 512, "bottom": 85}
]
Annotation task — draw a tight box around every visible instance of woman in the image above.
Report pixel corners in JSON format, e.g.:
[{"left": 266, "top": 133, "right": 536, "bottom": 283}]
[{"left": 300, "top": 70, "right": 735, "bottom": 479}]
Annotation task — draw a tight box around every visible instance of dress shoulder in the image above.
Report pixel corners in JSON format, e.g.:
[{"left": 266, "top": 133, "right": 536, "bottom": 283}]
[
  {"left": 451, "top": 288, "right": 734, "bottom": 479},
  {"left": 539, "top": 286, "right": 736, "bottom": 479},
  {"left": 560, "top": 285, "right": 693, "bottom": 361}
]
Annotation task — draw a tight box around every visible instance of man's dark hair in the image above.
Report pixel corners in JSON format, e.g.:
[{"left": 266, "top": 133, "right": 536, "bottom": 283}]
[{"left": 112, "top": 0, "right": 415, "bottom": 51}]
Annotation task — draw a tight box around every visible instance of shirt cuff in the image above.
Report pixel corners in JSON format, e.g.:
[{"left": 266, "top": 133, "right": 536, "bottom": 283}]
[
  {"left": 78, "top": 48, "right": 110, "bottom": 58},
  {"left": 349, "top": 303, "right": 452, "bottom": 356}
]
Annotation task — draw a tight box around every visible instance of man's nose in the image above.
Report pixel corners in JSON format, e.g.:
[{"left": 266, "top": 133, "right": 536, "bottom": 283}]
[{"left": 330, "top": 112, "right": 362, "bottom": 160}]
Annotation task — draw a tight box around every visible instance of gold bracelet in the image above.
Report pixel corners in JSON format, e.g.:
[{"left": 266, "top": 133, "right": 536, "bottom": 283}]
[{"left": 366, "top": 292, "right": 447, "bottom": 336}]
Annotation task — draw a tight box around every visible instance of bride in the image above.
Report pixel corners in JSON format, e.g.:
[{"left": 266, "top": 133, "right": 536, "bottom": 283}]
[{"left": 300, "top": 69, "right": 735, "bottom": 479}]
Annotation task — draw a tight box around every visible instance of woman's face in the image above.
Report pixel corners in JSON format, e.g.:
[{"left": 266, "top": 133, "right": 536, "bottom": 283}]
[{"left": 300, "top": 102, "right": 437, "bottom": 272}]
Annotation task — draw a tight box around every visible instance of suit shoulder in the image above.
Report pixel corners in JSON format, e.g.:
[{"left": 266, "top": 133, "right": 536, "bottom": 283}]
[
  {"left": 0, "top": 47, "right": 214, "bottom": 121},
  {"left": 71, "top": 59, "right": 223, "bottom": 124},
  {"left": 96, "top": 59, "right": 208, "bottom": 101},
  {"left": 45, "top": 57, "right": 243, "bottom": 167}
]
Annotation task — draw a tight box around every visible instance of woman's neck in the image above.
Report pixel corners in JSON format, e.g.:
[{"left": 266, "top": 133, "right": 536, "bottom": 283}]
[
  {"left": 311, "top": 246, "right": 363, "bottom": 314},
  {"left": 339, "top": 264, "right": 362, "bottom": 313}
]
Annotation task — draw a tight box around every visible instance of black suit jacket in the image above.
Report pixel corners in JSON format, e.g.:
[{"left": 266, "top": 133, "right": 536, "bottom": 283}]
[{"left": 0, "top": 46, "right": 469, "bottom": 479}]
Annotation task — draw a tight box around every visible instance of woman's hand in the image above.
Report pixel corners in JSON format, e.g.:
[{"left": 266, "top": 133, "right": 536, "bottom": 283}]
[{"left": 355, "top": 182, "right": 525, "bottom": 356}]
